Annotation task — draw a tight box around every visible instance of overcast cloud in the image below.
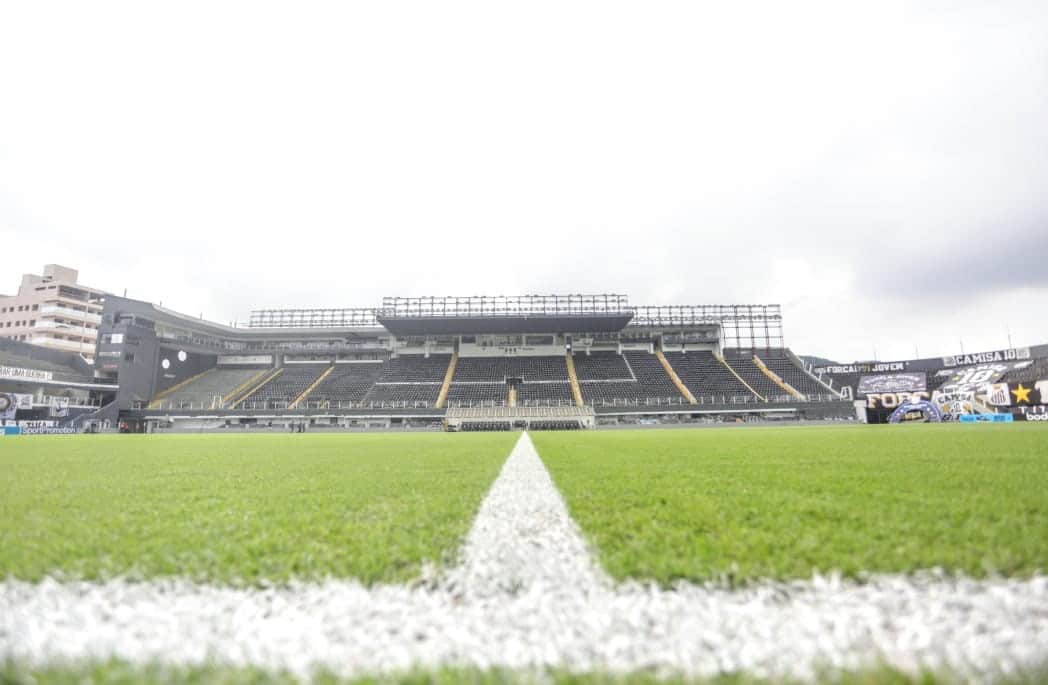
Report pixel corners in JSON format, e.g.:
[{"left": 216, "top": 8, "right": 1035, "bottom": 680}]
[{"left": 1, "top": 0, "right": 1046, "bottom": 362}]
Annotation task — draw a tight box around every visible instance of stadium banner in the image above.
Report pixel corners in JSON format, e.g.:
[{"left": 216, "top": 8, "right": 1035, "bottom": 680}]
[
  {"left": 959, "top": 413, "right": 1014, "bottom": 423},
  {"left": 0, "top": 365, "right": 53, "bottom": 382},
  {"left": 218, "top": 355, "right": 273, "bottom": 365},
  {"left": 856, "top": 373, "right": 926, "bottom": 396},
  {"left": 1013, "top": 405, "right": 1048, "bottom": 422},
  {"left": 942, "top": 347, "right": 1031, "bottom": 367},
  {"left": 49, "top": 396, "right": 70, "bottom": 418},
  {"left": 814, "top": 361, "right": 908, "bottom": 375},
  {"left": 20, "top": 427, "right": 78, "bottom": 435},
  {"left": 2, "top": 426, "right": 21, "bottom": 436},
  {"left": 18, "top": 420, "right": 57, "bottom": 428}
]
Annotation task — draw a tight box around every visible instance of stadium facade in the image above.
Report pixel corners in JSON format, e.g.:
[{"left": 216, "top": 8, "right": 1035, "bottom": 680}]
[{"left": 2, "top": 286, "right": 1047, "bottom": 433}]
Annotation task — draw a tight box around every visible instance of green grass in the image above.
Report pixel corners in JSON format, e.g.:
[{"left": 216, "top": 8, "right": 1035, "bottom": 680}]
[
  {"left": 533, "top": 424, "right": 1048, "bottom": 584},
  {"left": 0, "top": 432, "right": 516, "bottom": 585},
  {"left": 5, "top": 659, "right": 1047, "bottom": 685}
]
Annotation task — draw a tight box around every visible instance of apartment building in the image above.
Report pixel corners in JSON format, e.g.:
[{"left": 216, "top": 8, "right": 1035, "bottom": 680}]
[{"left": 0, "top": 265, "right": 107, "bottom": 361}]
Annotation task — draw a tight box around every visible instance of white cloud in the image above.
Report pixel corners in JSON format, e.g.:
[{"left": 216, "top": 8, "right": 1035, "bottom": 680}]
[{"left": 1, "top": 0, "right": 1046, "bottom": 361}]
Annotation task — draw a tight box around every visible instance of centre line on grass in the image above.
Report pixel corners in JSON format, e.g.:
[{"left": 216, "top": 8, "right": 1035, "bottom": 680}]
[{"left": 2, "top": 431, "right": 1048, "bottom": 682}]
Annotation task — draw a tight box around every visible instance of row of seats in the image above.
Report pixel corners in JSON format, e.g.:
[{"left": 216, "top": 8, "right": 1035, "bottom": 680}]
[
  {"left": 308, "top": 363, "right": 384, "bottom": 404},
  {"left": 247, "top": 365, "right": 327, "bottom": 409},
  {"left": 158, "top": 367, "right": 264, "bottom": 408},
  {"left": 359, "top": 354, "right": 450, "bottom": 406},
  {"left": 662, "top": 351, "right": 757, "bottom": 401},
  {"left": 572, "top": 351, "right": 633, "bottom": 381},
  {"left": 452, "top": 356, "right": 568, "bottom": 382},
  {"left": 0, "top": 347, "right": 93, "bottom": 384},
  {"left": 756, "top": 351, "right": 830, "bottom": 397}
]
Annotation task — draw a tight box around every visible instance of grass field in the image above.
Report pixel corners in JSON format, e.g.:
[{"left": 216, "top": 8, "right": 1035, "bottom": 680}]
[
  {"left": 533, "top": 423, "right": 1048, "bottom": 584},
  {"left": 0, "top": 432, "right": 515, "bottom": 584}
]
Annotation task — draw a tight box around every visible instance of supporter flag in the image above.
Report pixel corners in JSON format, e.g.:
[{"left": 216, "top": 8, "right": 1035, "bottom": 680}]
[
  {"left": 985, "top": 383, "right": 1011, "bottom": 407},
  {"left": 0, "top": 393, "right": 15, "bottom": 420},
  {"left": 49, "top": 396, "right": 69, "bottom": 418},
  {"left": 1036, "top": 380, "right": 1048, "bottom": 405}
]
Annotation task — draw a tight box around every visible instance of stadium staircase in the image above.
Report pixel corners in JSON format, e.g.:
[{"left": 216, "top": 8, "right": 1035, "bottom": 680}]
[
  {"left": 654, "top": 349, "right": 697, "bottom": 404},
  {"left": 148, "top": 368, "right": 213, "bottom": 409},
  {"left": 232, "top": 368, "right": 283, "bottom": 409},
  {"left": 289, "top": 365, "right": 335, "bottom": 409},
  {"left": 507, "top": 384, "right": 517, "bottom": 408},
  {"left": 785, "top": 349, "right": 843, "bottom": 399},
  {"left": 222, "top": 369, "right": 270, "bottom": 407},
  {"left": 564, "top": 353, "right": 585, "bottom": 407},
  {"left": 716, "top": 354, "right": 766, "bottom": 402},
  {"left": 752, "top": 355, "right": 805, "bottom": 400},
  {"left": 434, "top": 352, "right": 458, "bottom": 409}
]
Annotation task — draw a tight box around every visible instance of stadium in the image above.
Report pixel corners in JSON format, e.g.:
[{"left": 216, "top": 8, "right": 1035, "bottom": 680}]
[
  {"left": 2, "top": 280, "right": 1048, "bottom": 684},
  {"left": 3, "top": 290, "right": 1046, "bottom": 433},
  {"left": 3, "top": 1, "right": 1048, "bottom": 682}
]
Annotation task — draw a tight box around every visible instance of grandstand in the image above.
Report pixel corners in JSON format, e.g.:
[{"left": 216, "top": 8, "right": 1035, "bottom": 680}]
[
  {"left": 1, "top": 291, "right": 1025, "bottom": 432},
  {"left": 0, "top": 338, "right": 118, "bottom": 431}
]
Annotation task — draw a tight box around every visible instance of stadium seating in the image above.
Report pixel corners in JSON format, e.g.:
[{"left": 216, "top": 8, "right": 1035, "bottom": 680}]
[
  {"left": 445, "top": 383, "right": 507, "bottom": 406},
  {"left": 1004, "top": 358, "right": 1048, "bottom": 384},
  {"left": 155, "top": 367, "right": 266, "bottom": 409},
  {"left": 246, "top": 364, "right": 328, "bottom": 409},
  {"left": 361, "top": 354, "right": 451, "bottom": 407},
  {"left": 0, "top": 348, "right": 93, "bottom": 384},
  {"left": 452, "top": 356, "right": 569, "bottom": 382},
  {"left": 517, "top": 382, "right": 574, "bottom": 405},
  {"left": 756, "top": 350, "right": 833, "bottom": 397},
  {"left": 574, "top": 351, "right": 683, "bottom": 405},
  {"left": 662, "top": 351, "right": 758, "bottom": 401},
  {"left": 572, "top": 351, "right": 633, "bottom": 381},
  {"left": 720, "top": 351, "right": 787, "bottom": 400},
  {"left": 305, "top": 362, "right": 384, "bottom": 406}
]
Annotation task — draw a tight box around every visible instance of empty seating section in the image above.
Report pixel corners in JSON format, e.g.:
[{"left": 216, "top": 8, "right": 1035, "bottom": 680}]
[
  {"left": 446, "top": 356, "right": 572, "bottom": 407},
  {"left": 0, "top": 348, "right": 92, "bottom": 384},
  {"left": 572, "top": 352, "right": 632, "bottom": 381},
  {"left": 363, "top": 384, "right": 441, "bottom": 405},
  {"left": 720, "top": 351, "right": 782, "bottom": 399},
  {"left": 756, "top": 350, "right": 830, "bottom": 397},
  {"left": 1004, "top": 357, "right": 1048, "bottom": 384},
  {"left": 662, "top": 351, "right": 757, "bottom": 401},
  {"left": 306, "top": 363, "right": 384, "bottom": 405},
  {"left": 446, "top": 383, "right": 506, "bottom": 406},
  {"left": 157, "top": 367, "right": 265, "bottom": 408},
  {"left": 248, "top": 364, "right": 328, "bottom": 409},
  {"left": 362, "top": 354, "right": 450, "bottom": 407},
  {"left": 622, "top": 351, "right": 685, "bottom": 398},
  {"left": 573, "top": 351, "right": 681, "bottom": 405},
  {"left": 452, "top": 356, "right": 568, "bottom": 382},
  {"left": 376, "top": 355, "right": 450, "bottom": 382},
  {"left": 517, "top": 382, "right": 574, "bottom": 405}
]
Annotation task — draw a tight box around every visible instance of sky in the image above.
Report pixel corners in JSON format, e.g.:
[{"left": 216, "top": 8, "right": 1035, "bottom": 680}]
[{"left": 1, "top": 1, "right": 1046, "bottom": 362}]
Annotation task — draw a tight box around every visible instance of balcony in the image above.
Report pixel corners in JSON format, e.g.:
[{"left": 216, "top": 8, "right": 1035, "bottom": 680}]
[
  {"left": 39, "top": 304, "right": 102, "bottom": 324},
  {"left": 28, "top": 335, "right": 95, "bottom": 353},
  {"left": 33, "top": 320, "right": 98, "bottom": 338}
]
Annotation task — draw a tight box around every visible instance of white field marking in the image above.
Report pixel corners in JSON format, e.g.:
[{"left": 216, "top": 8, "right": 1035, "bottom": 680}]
[{"left": 2, "top": 432, "right": 1048, "bottom": 682}]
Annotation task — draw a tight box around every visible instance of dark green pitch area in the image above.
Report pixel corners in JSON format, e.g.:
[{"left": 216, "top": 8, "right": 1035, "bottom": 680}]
[
  {"left": 532, "top": 423, "right": 1048, "bottom": 584},
  {"left": 0, "top": 432, "right": 516, "bottom": 585}
]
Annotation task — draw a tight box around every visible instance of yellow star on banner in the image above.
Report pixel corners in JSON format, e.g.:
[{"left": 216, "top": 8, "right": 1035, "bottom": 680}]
[{"left": 1011, "top": 383, "right": 1032, "bottom": 404}]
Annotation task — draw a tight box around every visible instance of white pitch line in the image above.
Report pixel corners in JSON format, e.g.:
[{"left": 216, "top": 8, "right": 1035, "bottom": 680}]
[{"left": 2, "top": 432, "right": 1048, "bottom": 682}]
